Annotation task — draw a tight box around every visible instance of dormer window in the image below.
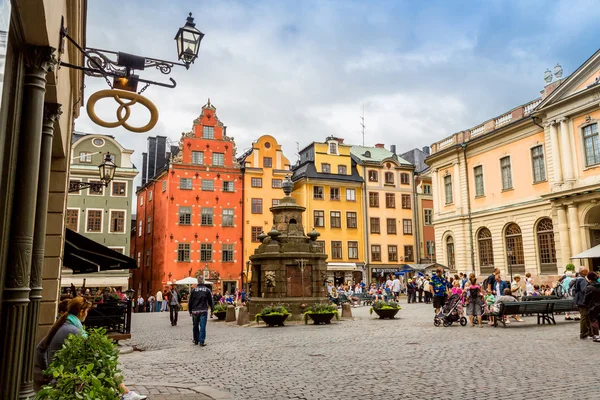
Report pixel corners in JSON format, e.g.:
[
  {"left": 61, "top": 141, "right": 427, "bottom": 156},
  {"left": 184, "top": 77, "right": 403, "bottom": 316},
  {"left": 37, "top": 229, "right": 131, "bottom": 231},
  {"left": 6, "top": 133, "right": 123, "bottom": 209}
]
[{"left": 328, "top": 142, "right": 338, "bottom": 155}]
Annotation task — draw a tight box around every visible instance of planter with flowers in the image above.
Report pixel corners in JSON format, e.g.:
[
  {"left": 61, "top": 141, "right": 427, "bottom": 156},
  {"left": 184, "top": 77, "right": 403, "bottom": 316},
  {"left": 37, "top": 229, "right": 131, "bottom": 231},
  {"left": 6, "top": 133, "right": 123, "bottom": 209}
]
[
  {"left": 303, "top": 303, "right": 339, "bottom": 325},
  {"left": 369, "top": 301, "right": 401, "bottom": 319},
  {"left": 254, "top": 305, "right": 290, "bottom": 327}
]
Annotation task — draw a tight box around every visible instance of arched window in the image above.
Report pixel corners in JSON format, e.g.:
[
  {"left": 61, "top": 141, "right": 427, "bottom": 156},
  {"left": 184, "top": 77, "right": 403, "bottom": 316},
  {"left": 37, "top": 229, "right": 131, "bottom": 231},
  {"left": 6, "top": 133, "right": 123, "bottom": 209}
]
[
  {"left": 478, "top": 228, "right": 494, "bottom": 274},
  {"left": 446, "top": 236, "right": 455, "bottom": 271},
  {"left": 537, "top": 218, "right": 557, "bottom": 275},
  {"left": 505, "top": 223, "right": 525, "bottom": 274}
]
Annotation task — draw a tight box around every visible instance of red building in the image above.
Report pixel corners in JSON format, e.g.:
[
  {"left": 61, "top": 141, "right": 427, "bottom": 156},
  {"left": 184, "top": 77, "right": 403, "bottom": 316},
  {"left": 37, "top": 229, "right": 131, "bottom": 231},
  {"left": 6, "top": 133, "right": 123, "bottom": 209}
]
[{"left": 131, "top": 100, "right": 243, "bottom": 297}]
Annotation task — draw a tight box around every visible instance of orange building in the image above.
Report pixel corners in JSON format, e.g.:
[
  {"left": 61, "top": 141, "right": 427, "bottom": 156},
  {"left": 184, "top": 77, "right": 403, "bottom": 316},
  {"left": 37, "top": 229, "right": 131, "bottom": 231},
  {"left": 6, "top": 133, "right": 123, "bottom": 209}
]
[{"left": 131, "top": 100, "right": 243, "bottom": 297}]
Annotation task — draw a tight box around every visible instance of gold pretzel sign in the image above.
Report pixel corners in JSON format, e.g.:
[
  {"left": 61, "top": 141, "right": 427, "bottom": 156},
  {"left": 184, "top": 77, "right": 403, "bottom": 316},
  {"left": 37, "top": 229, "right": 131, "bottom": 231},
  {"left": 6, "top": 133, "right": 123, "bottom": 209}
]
[{"left": 86, "top": 89, "right": 159, "bottom": 133}]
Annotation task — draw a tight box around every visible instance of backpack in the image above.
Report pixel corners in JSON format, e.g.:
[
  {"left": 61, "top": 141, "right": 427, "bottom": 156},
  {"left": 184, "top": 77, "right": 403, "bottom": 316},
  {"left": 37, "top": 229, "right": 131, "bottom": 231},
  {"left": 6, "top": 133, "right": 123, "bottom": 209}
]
[
  {"left": 469, "top": 286, "right": 480, "bottom": 300},
  {"left": 554, "top": 284, "right": 564, "bottom": 298}
]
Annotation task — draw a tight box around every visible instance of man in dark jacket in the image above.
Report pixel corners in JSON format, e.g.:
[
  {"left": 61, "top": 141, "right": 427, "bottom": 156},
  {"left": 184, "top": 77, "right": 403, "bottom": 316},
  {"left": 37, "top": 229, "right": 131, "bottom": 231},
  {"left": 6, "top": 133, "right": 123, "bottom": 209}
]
[
  {"left": 573, "top": 268, "right": 590, "bottom": 339},
  {"left": 188, "top": 280, "right": 214, "bottom": 346},
  {"left": 584, "top": 272, "right": 600, "bottom": 342}
]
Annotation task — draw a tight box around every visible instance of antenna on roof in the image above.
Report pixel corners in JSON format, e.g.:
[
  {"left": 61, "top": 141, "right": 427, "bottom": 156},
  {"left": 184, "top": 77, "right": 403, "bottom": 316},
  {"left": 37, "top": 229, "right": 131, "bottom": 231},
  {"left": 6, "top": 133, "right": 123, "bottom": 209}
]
[
  {"left": 295, "top": 141, "right": 300, "bottom": 163},
  {"left": 360, "top": 103, "right": 366, "bottom": 146}
]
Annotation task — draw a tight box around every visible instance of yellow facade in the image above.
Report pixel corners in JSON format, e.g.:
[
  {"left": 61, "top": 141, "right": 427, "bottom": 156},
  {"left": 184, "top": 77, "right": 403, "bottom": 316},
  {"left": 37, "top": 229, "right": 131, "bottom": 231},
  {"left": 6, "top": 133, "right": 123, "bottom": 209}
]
[{"left": 241, "top": 135, "right": 291, "bottom": 271}]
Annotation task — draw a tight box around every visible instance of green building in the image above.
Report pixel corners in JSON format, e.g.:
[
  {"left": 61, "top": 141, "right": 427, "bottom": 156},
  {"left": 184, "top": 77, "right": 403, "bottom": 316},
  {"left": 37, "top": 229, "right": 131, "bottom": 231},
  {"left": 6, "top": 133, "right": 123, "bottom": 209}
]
[{"left": 63, "top": 132, "right": 138, "bottom": 290}]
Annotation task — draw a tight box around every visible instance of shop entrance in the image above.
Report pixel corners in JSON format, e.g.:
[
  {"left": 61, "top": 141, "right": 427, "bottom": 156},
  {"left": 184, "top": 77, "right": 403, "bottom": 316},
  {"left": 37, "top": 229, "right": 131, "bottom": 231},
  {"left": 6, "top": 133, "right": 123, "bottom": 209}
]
[{"left": 222, "top": 281, "right": 237, "bottom": 296}]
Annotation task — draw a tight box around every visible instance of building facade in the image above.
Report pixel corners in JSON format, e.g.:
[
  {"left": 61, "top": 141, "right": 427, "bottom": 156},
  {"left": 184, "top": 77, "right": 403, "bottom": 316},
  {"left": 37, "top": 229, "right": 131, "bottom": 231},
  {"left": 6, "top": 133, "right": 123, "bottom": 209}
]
[
  {"left": 351, "top": 144, "right": 416, "bottom": 282},
  {"left": 426, "top": 53, "right": 600, "bottom": 281},
  {"left": 131, "top": 100, "right": 243, "bottom": 297},
  {"left": 64, "top": 133, "right": 138, "bottom": 290},
  {"left": 238, "top": 134, "right": 291, "bottom": 272},
  {"left": 291, "top": 137, "right": 365, "bottom": 285}
]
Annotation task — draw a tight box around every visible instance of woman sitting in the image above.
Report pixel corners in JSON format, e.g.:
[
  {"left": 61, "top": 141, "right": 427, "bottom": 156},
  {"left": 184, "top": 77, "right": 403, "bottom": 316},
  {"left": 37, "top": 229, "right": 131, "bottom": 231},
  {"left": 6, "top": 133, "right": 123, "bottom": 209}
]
[{"left": 329, "top": 287, "right": 340, "bottom": 305}]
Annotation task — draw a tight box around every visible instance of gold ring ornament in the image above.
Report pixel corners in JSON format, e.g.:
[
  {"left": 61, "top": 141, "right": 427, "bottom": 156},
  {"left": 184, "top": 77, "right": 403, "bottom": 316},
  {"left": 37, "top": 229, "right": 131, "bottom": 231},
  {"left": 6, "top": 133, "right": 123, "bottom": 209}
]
[{"left": 86, "top": 89, "right": 159, "bottom": 133}]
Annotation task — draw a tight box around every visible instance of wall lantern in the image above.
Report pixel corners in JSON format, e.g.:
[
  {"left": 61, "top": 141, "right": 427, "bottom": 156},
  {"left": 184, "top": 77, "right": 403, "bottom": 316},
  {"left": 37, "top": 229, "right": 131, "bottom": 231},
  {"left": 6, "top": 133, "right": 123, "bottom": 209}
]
[{"left": 69, "top": 153, "right": 117, "bottom": 193}]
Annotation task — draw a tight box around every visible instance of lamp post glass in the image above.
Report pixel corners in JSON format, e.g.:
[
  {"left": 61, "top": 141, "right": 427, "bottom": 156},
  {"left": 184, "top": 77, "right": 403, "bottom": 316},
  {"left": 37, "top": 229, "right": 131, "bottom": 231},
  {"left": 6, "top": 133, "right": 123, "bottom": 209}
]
[
  {"left": 175, "top": 12, "right": 204, "bottom": 67},
  {"left": 99, "top": 152, "right": 116, "bottom": 183}
]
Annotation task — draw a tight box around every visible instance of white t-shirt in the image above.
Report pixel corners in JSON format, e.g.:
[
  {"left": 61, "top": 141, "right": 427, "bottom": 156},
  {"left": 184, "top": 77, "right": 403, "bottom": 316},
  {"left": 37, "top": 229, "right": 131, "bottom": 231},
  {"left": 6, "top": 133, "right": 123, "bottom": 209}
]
[
  {"left": 385, "top": 279, "right": 393, "bottom": 289},
  {"left": 392, "top": 279, "right": 401, "bottom": 292},
  {"left": 525, "top": 278, "right": 534, "bottom": 295}
]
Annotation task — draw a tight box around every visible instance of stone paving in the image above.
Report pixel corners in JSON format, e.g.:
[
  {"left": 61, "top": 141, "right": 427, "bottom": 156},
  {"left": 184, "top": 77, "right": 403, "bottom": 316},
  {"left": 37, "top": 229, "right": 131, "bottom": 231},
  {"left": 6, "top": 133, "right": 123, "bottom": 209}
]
[{"left": 120, "top": 303, "right": 600, "bottom": 400}]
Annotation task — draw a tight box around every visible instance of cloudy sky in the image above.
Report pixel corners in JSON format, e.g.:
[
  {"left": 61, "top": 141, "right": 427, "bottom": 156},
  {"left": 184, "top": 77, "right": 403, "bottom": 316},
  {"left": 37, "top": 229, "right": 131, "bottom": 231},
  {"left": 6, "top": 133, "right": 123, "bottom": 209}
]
[{"left": 76, "top": 0, "right": 600, "bottom": 188}]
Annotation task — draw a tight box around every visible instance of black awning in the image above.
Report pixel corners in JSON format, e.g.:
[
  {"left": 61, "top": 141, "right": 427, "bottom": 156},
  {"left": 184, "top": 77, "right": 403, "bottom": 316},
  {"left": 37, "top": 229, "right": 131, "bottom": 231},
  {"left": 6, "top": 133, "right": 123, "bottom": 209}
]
[{"left": 63, "top": 228, "right": 138, "bottom": 274}]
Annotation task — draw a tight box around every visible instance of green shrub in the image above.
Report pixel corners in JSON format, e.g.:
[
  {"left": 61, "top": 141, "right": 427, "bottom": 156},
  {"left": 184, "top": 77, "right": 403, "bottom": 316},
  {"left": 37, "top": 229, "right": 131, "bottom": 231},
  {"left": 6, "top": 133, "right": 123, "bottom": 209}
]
[
  {"left": 369, "top": 301, "right": 401, "bottom": 315},
  {"left": 566, "top": 263, "right": 575, "bottom": 272},
  {"left": 213, "top": 303, "right": 228, "bottom": 313},
  {"left": 36, "top": 328, "right": 123, "bottom": 400},
  {"left": 254, "top": 305, "right": 290, "bottom": 323},
  {"left": 303, "top": 303, "right": 340, "bottom": 324}
]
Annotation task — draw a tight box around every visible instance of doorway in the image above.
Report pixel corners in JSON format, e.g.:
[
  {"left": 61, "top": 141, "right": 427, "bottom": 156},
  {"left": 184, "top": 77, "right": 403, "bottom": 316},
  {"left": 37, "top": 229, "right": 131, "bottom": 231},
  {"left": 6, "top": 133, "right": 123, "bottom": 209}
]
[
  {"left": 222, "top": 281, "right": 237, "bottom": 295},
  {"left": 591, "top": 230, "right": 600, "bottom": 272}
]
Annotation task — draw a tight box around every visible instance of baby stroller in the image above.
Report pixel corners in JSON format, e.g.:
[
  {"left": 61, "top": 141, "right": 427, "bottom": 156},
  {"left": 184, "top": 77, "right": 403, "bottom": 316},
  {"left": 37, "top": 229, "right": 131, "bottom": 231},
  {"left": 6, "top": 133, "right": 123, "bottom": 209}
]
[{"left": 434, "top": 294, "right": 467, "bottom": 327}]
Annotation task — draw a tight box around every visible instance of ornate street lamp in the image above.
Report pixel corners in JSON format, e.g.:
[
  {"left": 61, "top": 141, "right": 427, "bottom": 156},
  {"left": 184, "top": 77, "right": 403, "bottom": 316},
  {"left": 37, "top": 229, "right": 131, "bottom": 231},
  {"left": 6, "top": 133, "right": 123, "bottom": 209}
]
[
  {"left": 507, "top": 246, "right": 514, "bottom": 282},
  {"left": 68, "top": 153, "right": 117, "bottom": 193},
  {"left": 175, "top": 13, "right": 204, "bottom": 69},
  {"left": 125, "top": 288, "right": 135, "bottom": 300}
]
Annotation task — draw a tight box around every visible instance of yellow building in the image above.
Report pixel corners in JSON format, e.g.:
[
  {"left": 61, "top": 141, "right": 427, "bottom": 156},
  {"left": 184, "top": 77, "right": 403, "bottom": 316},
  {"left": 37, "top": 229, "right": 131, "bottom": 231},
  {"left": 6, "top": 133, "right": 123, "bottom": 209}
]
[
  {"left": 240, "top": 135, "right": 291, "bottom": 274},
  {"left": 351, "top": 144, "right": 415, "bottom": 283},
  {"left": 291, "top": 136, "right": 365, "bottom": 285}
]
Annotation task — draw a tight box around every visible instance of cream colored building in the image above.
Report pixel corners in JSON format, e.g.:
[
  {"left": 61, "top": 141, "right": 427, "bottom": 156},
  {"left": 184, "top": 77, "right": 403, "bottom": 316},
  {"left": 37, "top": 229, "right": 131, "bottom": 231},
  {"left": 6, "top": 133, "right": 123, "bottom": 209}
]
[{"left": 426, "top": 52, "right": 600, "bottom": 280}]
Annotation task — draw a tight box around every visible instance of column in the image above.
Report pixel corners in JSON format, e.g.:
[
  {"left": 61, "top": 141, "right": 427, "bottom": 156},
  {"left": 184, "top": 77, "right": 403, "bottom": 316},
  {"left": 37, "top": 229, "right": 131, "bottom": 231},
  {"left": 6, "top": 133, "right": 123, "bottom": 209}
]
[
  {"left": 559, "top": 118, "right": 575, "bottom": 181},
  {"left": 19, "top": 103, "right": 61, "bottom": 398},
  {"left": 431, "top": 169, "right": 439, "bottom": 216},
  {"left": 549, "top": 122, "right": 562, "bottom": 184},
  {"left": 453, "top": 162, "right": 462, "bottom": 210},
  {"left": 556, "top": 205, "right": 571, "bottom": 268},
  {"left": 567, "top": 203, "right": 582, "bottom": 257}
]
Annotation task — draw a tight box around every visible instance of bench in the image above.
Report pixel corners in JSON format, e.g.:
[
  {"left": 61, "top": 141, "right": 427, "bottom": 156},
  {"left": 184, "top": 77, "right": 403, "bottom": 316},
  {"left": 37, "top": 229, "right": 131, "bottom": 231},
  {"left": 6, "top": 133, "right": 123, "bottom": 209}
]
[
  {"left": 356, "top": 293, "right": 373, "bottom": 306},
  {"left": 550, "top": 299, "right": 579, "bottom": 323},
  {"left": 522, "top": 295, "right": 559, "bottom": 301},
  {"left": 106, "top": 332, "right": 131, "bottom": 343},
  {"left": 492, "top": 299, "right": 577, "bottom": 327}
]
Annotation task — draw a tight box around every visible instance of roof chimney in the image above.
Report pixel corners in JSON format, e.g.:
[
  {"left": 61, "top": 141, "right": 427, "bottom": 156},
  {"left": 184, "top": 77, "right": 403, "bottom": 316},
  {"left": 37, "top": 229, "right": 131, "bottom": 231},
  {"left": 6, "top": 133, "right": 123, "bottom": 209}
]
[
  {"left": 375, "top": 143, "right": 385, "bottom": 149},
  {"left": 335, "top": 137, "right": 344, "bottom": 144},
  {"left": 390, "top": 145, "right": 396, "bottom": 154},
  {"left": 422, "top": 146, "right": 430, "bottom": 155}
]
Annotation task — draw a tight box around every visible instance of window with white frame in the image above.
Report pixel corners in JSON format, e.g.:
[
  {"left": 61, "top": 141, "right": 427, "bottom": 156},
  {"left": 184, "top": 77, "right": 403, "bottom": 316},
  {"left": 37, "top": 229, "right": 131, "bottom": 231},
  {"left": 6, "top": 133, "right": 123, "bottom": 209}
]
[
  {"left": 87, "top": 210, "right": 102, "bottom": 232},
  {"left": 177, "top": 243, "right": 191, "bottom": 262},
  {"left": 424, "top": 209, "right": 433, "bottom": 225},
  {"left": 583, "top": 123, "right": 600, "bottom": 166},
  {"left": 328, "top": 142, "right": 338, "bottom": 154},
  {"left": 66, "top": 209, "right": 79, "bottom": 232},
  {"left": 148, "top": 190, "right": 152, "bottom": 201},
  {"left": 444, "top": 175, "right": 453, "bottom": 204},
  {"left": 203, "top": 126, "right": 214, "bottom": 139},
  {"left": 200, "top": 243, "right": 212, "bottom": 261},
  {"left": 201, "top": 208, "right": 214, "bottom": 225},
  {"left": 531, "top": 145, "right": 546, "bottom": 182},
  {"left": 222, "top": 244, "right": 234, "bottom": 262},
  {"left": 202, "top": 179, "right": 214, "bottom": 191},
  {"left": 162, "top": 180, "right": 167, "bottom": 192},
  {"left": 179, "top": 207, "right": 192, "bottom": 225},
  {"left": 500, "top": 156, "right": 512, "bottom": 190},
  {"left": 346, "top": 188, "right": 356, "bottom": 201},
  {"left": 112, "top": 182, "right": 126, "bottom": 196},
  {"left": 222, "top": 209, "right": 234, "bottom": 226},
  {"left": 192, "top": 151, "right": 204, "bottom": 165},
  {"left": 110, "top": 211, "right": 125, "bottom": 233},
  {"left": 180, "top": 178, "right": 192, "bottom": 189},
  {"left": 138, "top": 220, "right": 142, "bottom": 237},
  {"left": 474, "top": 166, "right": 484, "bottom": 197},
  {"left": 147, "top": 216, "right": 152, "bottom": 233},
  {"left": 223, "top": 181, "right": 234, "bottom": 192},
  {"left": 423, "top": 184, "right": 432, "bottom": 194},
  {"left": 79, "top": 152, "right": 92, "bottom": 163},
  {"left": 212, "top": 153, "right": 224, "bottom": 166}
]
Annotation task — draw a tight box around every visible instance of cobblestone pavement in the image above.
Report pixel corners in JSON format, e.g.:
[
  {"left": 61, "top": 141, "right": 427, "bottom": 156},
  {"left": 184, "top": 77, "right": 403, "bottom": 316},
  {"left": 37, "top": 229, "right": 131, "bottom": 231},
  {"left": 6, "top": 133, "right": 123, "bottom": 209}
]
[{"left": 120, "top": 303, "right": 600, "bottom": 400}]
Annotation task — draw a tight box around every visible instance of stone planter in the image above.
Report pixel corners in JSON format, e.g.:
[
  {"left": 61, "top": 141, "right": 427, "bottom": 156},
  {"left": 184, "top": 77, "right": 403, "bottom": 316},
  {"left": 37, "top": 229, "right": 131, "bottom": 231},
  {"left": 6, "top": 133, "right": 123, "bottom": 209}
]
[
  {"left": 306, "top": 312, "right": 336, "bottom": 325},
  {"left": 258, "top": 313, "right": 289, "bottom": 327},
  {"left": 214, "top": 311, "right": 227, "bottom": 320},
  {"left": 373, "top": 308, "right": 400, "bottom": 319}
]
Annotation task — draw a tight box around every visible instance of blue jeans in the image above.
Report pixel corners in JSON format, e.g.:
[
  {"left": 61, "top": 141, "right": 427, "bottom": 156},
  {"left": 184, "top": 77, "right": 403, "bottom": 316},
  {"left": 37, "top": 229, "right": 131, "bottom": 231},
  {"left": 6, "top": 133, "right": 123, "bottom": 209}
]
[{"left": 192, "top": 312, "right": 208, "bottom": 344}]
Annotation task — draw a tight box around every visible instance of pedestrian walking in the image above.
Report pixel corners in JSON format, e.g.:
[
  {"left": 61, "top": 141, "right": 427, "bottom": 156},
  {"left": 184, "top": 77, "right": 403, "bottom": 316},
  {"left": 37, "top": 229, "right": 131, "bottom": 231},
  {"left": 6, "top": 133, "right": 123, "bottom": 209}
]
[
  {"left": 148, "top": 294, "right": 155, "bottom": 313},
  {"left": 169, "top": 285, "right": 181, "bottom": 326},
  {"left": 392, "top": 275, "right": 401, "bottom": 301},
  {"left": 161, "top": 289, "right": 169, "bottom": 312},
  {"left": 188, "top": 279, "right": 214, "bottom": 346},
  {"left": 583, "top": 271, "right": 600, "bottom": 342},
  {"left": 423, "top": 275, "right": 432, "bottom": 304},
  {"left": 573, "top": 268, "right": 591, "bottom": 339},
  {"left": 407, "top": 278, "right": 417, "bottom": 303},
  {"left": 155, "top": 290, "right": 163, "bottom": 312},
  {"left": 430, "top": 268, "right": 449, "bottom": 314},
  {"left": 417, "top": 276, "right": 424, "bottom": 303},
  {"left": 136, "top": 295, "right": 144, "bottom": 313}
]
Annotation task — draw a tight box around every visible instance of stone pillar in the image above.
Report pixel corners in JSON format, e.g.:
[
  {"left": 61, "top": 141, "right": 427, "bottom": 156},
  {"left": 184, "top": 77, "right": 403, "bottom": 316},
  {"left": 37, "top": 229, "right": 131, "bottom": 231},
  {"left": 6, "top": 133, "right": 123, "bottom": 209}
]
[
  {"left": 567, "top": 203, "right": 582, "bottom": 257},
  {"left": 549, "top": 122, "right": 562, "bottom": 184},
  {"left": 431, "top": 169, "right": 439, "bottom": 216},
  {"left": 453, "top": 163, "right": 461, "bottom": 210},
  {"left": 559, "top": 118, "right": 574, "bottom": 181},
  {"left": 19, "top": 103, "right": 61, "bottom": 399},
  {"left": 0, "top": 45, "right": 56, "bottom": 399},
  {"left": 556, "top": 205, "right": 571, "bottom": 269}
]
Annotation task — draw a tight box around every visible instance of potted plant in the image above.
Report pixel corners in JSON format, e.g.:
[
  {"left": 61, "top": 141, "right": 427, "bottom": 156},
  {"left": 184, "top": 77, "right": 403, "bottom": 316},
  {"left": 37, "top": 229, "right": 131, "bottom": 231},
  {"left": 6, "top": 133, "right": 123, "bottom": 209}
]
[
  {"left": 254, "top": 305, "right": 290, "bottom": 327},
  {"left": 369, "top": 301, "right": 401, "bottom": 319},
  {"left": 213, "top": 303, "right": 228, "bottom": 320},
  {"left": 303, "top": 303, "right": 339, "bottom": 325}
]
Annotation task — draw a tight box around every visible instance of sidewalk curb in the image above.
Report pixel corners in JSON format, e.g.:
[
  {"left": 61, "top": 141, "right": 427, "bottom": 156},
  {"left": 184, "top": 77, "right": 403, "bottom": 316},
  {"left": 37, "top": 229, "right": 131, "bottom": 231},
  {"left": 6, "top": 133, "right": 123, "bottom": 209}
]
[{"left": 126, "top": 381, "right": 232, "bottom": 399}]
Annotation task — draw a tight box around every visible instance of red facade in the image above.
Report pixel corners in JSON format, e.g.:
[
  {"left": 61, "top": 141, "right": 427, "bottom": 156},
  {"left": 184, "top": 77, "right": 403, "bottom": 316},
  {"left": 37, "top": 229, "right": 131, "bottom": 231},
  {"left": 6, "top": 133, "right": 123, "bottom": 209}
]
[{"left": 131, "top": 101, "right": 243, "bottom": 297}]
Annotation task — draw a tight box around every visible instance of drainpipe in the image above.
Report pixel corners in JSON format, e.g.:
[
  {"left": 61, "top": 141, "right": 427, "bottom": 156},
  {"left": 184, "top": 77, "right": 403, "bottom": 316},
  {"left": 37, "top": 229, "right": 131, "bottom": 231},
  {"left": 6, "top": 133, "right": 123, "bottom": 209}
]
[
  {"left": 150, "top": 178, "right": 156, "bottom": 297},
  {"left": 362, "top": 165, "right": 370, "bottom": 284},
  {"left": 240, "top": 165, "right": 245, "bottom": 295},
  {"left": 412, "top": 173, "right": 420, "bottom": 264},
  {"left": 461, "top": 143, "right": 476, "bottom": 275}
]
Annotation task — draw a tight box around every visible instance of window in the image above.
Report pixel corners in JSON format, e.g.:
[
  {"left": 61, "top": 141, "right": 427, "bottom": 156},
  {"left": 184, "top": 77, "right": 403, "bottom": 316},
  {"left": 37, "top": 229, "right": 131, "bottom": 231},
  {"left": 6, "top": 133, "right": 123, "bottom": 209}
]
[
  {"left": 251, "top": 226, "right": 262, "bottom": 242},
  {"left": 330, "top": 187, "right": 340, "bottom": 200},
  {"left": 444, "top": 175, "right": 453, "bottom": 204},
  {"left": 263, "top": 157, "right": 272, "bottom": 168},
  {"left": 402, "top": 219, "right": 412, "bottom": 235},
  {"left": 369, "top": 192, "right": 379, "bottom": 207},
  {"left": 272, "top": 179, "right": 282, "bottom": 188},
  {"left": 371, "top": 245, "right": 381, "bottom": 261},
  {"left": 446, "top": 236, "right": 455, "bottom": 270},
  {"left": 92, "top": 138, "right": 105, "bottom": 147},
  {"left": 387, "top": 218, "right": 397, "bottom": 234},
  {"left": 346, "top": 212, "right": 357, "bottom": 228},
  {"left": 368, "top": 170, "right": 378, "bottom": 182},
  {"left": 251, "top": 177, "right": 262, "bottom": 188},
  {"left": 222, "top": 244, "right": 234, "bottom": 262},
  {"left": 200, "top": 244, "right": 212, "bottom": 261},
  {"left": 201, "top": 208, "right": 214, "bottom": 225},
  {"left": 404, "top": 245, "right": 414, "bottom": 262},
  {"left": 89, "top": 181, "right": 103, "bottom": 195},
  {"left": 145, "top": 215, "right": 151, "bottom": 233},
  {"left": 505, "top": 223, "right": 525, "bottom": 273},
  {"left": 202, "top": 179, "right": 214, "bottom": 191},
  {"left": 321, "top": 163, "right": 331, "bottom": 173},
  {"left": 385, "top": 193, "right": 395, "bottom": 208},
  {"left": 315, "top": 241, "right": 325, "bottom": 253},
  {"left": 333, "top": 165, "right": 345, "bottom": 175},
  {"left": 272, "top": 199, "right": 280, "bottom": 206},
  {"left": 537, "top": 218, "right": 557, "bottom": 274},
  {"left": 66, "top": 209, "right": 79, "bottom": 232},
  {"left": 203, "top": 126, "right": 214, "bottom": 139},
  {"left": 223, "top": 181, "right": 234, "bottom": 192},
  {"left": 148, "top": 190, "right": 153, "bottom": 202},
  {"left": 500, "top": 156, "right": 512, "bottom": 190},
  {"left": 531, "top": 145, "right": 546, "bottom": 182},
  {"left": 474, "top": 166, "right": 484, "bottom": 197},
  {"left": 583, "top": 124, "right": 600, "bottom": 166},
  {"left": 110, "top": 211, "right": 125, "bottom": 233},
  {"left": 331, "top": 241, "right": 342, "bottom": 259},
  {"left": 69, "top": 179, "right": 81, "bottom": 194},
  {"left": 348, "top": 241, "right": 358, "bottom": 259},
  {"left": 79, "top": 152, "right": 92, "bottom": 163},
  {"left": 423, "top": 184, "right": 432, "bottom": 194},
  {"left": 251, "top": 198, "right": 263, "bottom": 214},
  {"left": 112, "top": 182, "right": 126, "bottom": 196},
  {"left": 426, "top": 241, "right": 435, "bottom": 256},
  {"left": 346, "top": 188, "right": 356, "bottom": 201},
  {"left": 329, "top": 142, "right": 338, "bottom": 154},
  {"left": 313, "top": 186, "right": 324, "bottom": 200},
  {"left": 370, "top": 217, "right": 380, "bottom": 234},
  {"left": 192, "top": 151, "right": 204, "bottom": 165},
  {"left": 424, "top": 209, "right": 433, "bottom": 225},
  {"left": 477, "top": 228, "right": 494, "bottom": 274},
  {"left": 137, "top": 252, "right": 141, "bottom": 267},
  {"left": 145, "top": 250, "right": 150, "bottom": 268},
  {"left": 401, "top": 194, "right": 411, "bottom": 209},
  {"left": 179, "top": 207, "right": 192, "bottom": 225},
  {"left": 384, "top": 172, "right": 394, "bottom": 184},
  {"left": 180, "top": 178, "right": 192, "bottom": 190},
  {"left": 213, "top": 153, "right": 224, "bottom": 166},
  {"left": 222, "top": 209, "right": 234, "bottom": 226},
  {"left": 86, "top": 210, "right": 102, "bottom": 232},
  {"left": 388, "top": 245, "right": 398, "bottom": 262},
  {"left": 162, "top": 180, "right": 167, "bottom": 192},
  {"left": 178, "top": 244, "right": 191, "bottom": 262},
  {"left": 139, "top": 195, "right": 144, "bottom": 206},
  {"left": 314, "top": 210, "right": 324, "bottom": 227},
  {"left": 330, "top": 211, "right": 341, "bottom": 228},
  {"left": 138, "top": 220, "right": 142, "bottom": 237},
  {"left": 400, "top": 173, "right": 410, "bottom": 185}
]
